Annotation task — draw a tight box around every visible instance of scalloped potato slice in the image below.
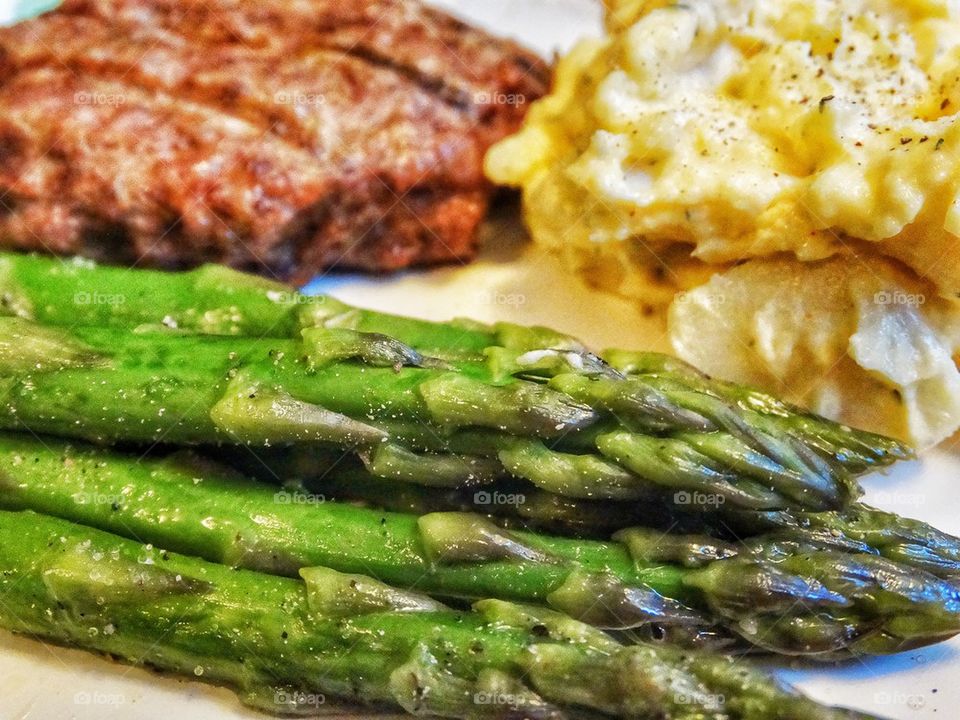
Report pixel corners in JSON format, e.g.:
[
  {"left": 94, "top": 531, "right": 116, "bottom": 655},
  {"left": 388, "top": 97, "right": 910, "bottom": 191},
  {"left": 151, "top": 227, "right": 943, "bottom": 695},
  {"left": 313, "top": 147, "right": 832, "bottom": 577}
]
[{"left": 669, "top": 256, "right": 960, "bottom": 447}]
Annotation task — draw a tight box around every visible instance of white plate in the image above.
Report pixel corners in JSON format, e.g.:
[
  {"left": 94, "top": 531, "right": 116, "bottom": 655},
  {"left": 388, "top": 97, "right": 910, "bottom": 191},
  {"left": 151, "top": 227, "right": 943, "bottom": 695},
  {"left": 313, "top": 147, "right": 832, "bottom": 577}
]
[
  {"left": 2, "top": 2, "right": 960, "bottom": 718},
  {"left": 0, "top": 0, "right": 58, "bottom": 25}
]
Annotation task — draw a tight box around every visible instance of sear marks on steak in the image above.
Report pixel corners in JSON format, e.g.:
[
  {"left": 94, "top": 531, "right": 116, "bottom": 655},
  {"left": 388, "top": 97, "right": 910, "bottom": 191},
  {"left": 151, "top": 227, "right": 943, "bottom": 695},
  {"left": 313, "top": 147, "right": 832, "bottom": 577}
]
[{"left": 0, "top": 0, "right": 548, "bottom": 279}]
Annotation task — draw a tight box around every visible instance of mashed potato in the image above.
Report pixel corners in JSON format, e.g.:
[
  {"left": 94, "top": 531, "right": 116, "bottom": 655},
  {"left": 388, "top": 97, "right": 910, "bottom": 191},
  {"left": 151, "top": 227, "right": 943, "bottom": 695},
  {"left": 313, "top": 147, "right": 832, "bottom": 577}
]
[{"left": 487, "top": 0, "right": 960, "bottom": 447}]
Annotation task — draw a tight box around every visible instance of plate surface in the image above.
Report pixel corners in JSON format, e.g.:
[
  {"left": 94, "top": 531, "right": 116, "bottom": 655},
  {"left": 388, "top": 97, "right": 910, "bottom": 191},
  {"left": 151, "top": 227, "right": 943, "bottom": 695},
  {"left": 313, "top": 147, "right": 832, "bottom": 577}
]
[{"left": 2, "top": 2, "right": 959, "bottom": 719}]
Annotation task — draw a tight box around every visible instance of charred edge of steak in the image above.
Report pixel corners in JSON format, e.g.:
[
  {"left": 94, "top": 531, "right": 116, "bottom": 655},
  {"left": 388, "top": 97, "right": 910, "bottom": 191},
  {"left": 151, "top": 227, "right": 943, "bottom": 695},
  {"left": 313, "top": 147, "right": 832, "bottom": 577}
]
[
  {"left": 271, "top": 184, "right": 489, "bottom": 282},
  {"left": 0, "top": 199, "right": 136, "bottom": 262}
]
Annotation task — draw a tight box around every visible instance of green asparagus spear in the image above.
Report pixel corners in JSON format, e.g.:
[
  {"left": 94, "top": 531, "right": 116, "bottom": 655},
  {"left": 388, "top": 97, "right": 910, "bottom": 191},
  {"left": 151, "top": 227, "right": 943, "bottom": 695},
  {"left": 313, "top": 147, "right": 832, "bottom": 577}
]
[
  {"left": 0, "top": 252, "right": 910, "bottom": 476},
  {"left": 0, "top": 252, "right": 493, "bottom": 348},
  {"left": 222, "top": 441, "right": 960, "bottom": 584},
  {"left": 0, "top": 433, "right": 696, "bottom": 625},
  {"left": 0, "top": 432, "right": 955, "bottom": 657},
  {"left": 0, "top": 315, "right": 881, "bottom": 511},
  {"left": 219, "top": 443, "right": 656, "bottom": 538},
  {"left": 310, "top": 469, "right": 662, "bottom": 538},
  {"left": 0, "top": 316, "right": 597, "bottom": 440},
  {"left": 0, "top": 509, "right": 884, "bottom": 719},
  {"left": 254, "top": 449, "right": 960, "bottom": 582},
  {"left": 720, "top": 505, "right": 960, "bottom": 580},
  {"left": 603, "top": 350, "right": 911, "bottom": 473}
]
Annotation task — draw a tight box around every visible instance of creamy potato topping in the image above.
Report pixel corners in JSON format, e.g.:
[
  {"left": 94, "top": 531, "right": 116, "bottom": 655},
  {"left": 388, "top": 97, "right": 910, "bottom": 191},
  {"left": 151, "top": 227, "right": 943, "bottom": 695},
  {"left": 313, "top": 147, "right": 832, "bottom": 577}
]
[{"left": 488, "top": 0, "right": 960, "bottom": 446}]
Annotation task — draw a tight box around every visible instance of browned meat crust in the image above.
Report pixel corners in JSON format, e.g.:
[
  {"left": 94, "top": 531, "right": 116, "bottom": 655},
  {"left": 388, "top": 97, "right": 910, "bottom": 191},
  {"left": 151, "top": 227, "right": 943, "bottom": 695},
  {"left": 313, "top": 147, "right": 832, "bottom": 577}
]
[{"left": 0, "top": 0, "right": 548, "bottom": 279}]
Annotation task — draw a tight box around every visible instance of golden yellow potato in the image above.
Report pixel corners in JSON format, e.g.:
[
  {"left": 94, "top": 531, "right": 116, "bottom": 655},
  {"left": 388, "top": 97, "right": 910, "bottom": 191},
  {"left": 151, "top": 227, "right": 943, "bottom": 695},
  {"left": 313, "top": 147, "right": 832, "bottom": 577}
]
[{"left": 487, "top": 0, "right": 960, "bottom": 446}]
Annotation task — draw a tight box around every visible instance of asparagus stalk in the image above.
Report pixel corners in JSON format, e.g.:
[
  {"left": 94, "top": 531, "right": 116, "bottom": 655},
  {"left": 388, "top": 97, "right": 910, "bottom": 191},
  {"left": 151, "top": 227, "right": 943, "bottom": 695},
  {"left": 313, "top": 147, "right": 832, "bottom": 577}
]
[
  {"left": 218, "top": 444, "right": 668, "bottom": 538},
  {"left": 0, "top": 509, "right": 884, "bottom": 719},
  {"left": 0, "top": 252, "right": 910, "bottom": 476},
  {"left": 239, "top": 447, "right": 960, "bottom": 581},
  {"left": 603, "top": 350, "right": 910, "bottom": 474},
  {"left": 311, "top": 470, "right": 660, "bottom": 538},
  {"left": 0, "top": 252, "right": 492, "bottom": 346},
  {"left": 0, "top": 314, "right": 890, "bottom": 512},
  {"left": 0, "top": 432, "right": 955, "bottom": 657},
  {"left": 720, "top": 505, "right": 960, "bottom": 580},
  {"left": 0, "top": 253, "right": 311, "bottom": 338}
]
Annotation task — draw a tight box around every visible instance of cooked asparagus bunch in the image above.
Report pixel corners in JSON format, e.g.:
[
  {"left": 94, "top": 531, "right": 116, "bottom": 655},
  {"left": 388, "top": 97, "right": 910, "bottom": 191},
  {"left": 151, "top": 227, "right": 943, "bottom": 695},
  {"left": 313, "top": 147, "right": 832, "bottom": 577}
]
[
  {"left": 0, "top": 253, "right": 910, "bottom": 469},
  {"left": 0, "top": 305, "right": 905, "bottom": 512},
  {"left": 0, "top": 508, "right": 886, "bottom": 720},
  {"left": 1, "top": 433, "right": 955, "bottom": 658}
]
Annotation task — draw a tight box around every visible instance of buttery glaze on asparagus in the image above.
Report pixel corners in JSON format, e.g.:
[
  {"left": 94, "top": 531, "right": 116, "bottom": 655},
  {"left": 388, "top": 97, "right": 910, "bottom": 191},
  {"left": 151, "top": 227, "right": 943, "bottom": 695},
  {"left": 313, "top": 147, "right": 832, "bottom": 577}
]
[
  {"left": 224, "top": 444, "right": 960, "bottom": 581},
  {"left": 0, "top": 433, "right": 955, "bottom": 657},
  {"left": 0, "top": 307, "right": 904, "bottom": 513},
  {"left": 0, "top": 509, "right": 884, "bottom": 720},
  {"left": 0, "top": 253, "right": 910, "bottom": 471}
]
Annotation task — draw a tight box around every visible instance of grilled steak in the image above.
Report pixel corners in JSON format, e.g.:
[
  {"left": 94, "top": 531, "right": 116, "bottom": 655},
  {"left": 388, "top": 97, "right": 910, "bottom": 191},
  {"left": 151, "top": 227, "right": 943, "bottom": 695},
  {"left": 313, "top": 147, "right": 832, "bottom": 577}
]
[{"left": 0, "top": 0, "right": 548, "bottom": 279}]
